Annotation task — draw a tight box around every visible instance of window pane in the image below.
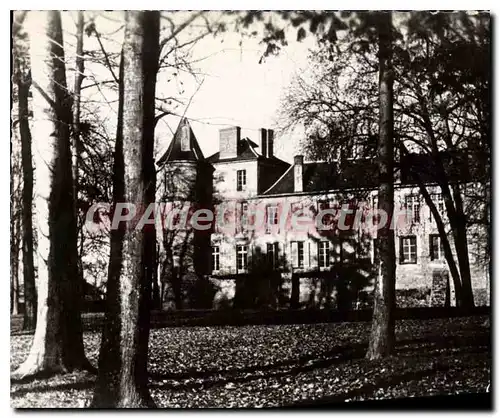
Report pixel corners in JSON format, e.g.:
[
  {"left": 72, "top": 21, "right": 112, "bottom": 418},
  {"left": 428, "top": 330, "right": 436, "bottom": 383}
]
[
  {"left": 401, "top": 236, "right": 417, "bottom": 263},
  {"left": 212, "top": 246, "right": 219, "bottom": 271},
  {"left": 236, "top": 245, "right": 248, "bottom": 270},
  {"left": 297, "top": 242, "right": 304, "bottom": 267},
  {"left": 291, "top": 242, "right": 298, "bottom": 267},
  {"left": 267, "top": 206, "right": 278, "bottom": 225},
  {"left": 319, "top": 241, "right": 330, "bottom": 267},
  {"left": 237, "top": 170, "right": 246, "bottom": 191},
  {"left": 267, "top": 243, "right": 277, "bottom": 268}
]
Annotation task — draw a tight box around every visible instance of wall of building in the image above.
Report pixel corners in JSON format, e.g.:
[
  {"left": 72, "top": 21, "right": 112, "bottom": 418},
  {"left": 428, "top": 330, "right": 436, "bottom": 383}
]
[
  {"left": 213, "top": 160, "right": 260, "bottom": 201},
  {"left": 155, "top": 144, "right": 489, "bottom": 310},
  {"left": 207, "top": 182, "right": 489, "bottom": 309}
]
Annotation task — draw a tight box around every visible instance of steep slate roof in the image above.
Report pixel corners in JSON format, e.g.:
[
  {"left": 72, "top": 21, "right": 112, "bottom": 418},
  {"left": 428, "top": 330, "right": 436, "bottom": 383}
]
[
  {"left": 401, "top": 150, "right": 475, "bottom": 185},
  {"left": 263, "top": 160, "right": 379, "bottom": 195},
  {"left": 263, "top": 150, "right": 477, "bottom": 196},
  {"left": 157, "top": 118, "right": 205, "bottom": 165}
]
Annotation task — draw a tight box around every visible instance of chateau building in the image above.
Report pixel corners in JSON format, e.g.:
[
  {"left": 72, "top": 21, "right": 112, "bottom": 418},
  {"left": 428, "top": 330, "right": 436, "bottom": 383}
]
[{"left": 155, "top": 118, "right": 489, "bottom": 310}]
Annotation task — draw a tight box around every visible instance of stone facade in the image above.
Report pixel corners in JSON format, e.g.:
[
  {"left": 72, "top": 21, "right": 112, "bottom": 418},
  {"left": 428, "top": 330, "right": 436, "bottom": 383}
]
[{"left": 156, "top": 119, "right": 490, "bottom": 310}]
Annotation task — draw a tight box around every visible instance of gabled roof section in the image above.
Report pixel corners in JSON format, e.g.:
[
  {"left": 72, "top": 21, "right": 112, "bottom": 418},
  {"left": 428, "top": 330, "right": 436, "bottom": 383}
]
[{"left": 157, "top": 118, "right": 205, "bottom": 165}]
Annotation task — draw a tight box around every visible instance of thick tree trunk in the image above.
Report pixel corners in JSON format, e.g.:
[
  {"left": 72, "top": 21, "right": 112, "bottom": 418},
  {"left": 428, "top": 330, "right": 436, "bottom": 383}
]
[
  {"left": 13, "top": 11, "right": 91, "bottom": 379},
  {"left": 13, "top": 13, "right": 37, "bottom": 329},
  {"left": 91, "top": 11, "right": 160, "bottom": 408},
  {"left": 366, "top": 11, "right": 396, "bottom": 360}
]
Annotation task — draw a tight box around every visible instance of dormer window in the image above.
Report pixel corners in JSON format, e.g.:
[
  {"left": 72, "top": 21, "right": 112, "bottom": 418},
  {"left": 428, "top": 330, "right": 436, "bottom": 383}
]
[{"left": 237, "top": 170, "right": 246, "bottom": 191}]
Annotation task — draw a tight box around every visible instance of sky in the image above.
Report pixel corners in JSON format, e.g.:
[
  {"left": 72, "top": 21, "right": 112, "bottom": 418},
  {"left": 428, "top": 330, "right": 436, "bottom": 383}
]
[
  {"left": 152, "top": 12, "right": 314, "bottom": 163},
  {"left": 155, "top": 36, "right": 308, "bottom": 163},
  {"left": 40, "top": 11, "right": 317, "bottom": 165}
]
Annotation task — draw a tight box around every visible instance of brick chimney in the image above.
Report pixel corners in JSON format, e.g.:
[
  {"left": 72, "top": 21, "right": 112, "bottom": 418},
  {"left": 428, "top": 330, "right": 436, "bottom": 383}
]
[
  {"left": 294, "top": 155, "right": 304, "bottom": 193},
  {"left": 219, "top": 126, "right": 240, "bottom": 159},
  {"left": 267, "top": 129, "right": 274, "bottom": 158},
  {"left": 260, "top": 128, "right": 268, "bottom": 158}
]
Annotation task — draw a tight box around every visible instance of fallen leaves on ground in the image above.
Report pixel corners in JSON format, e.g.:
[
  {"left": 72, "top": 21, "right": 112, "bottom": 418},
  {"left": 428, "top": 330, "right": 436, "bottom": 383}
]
[{"left": 10, "top": 315, "right": 490, "bottom": 408}]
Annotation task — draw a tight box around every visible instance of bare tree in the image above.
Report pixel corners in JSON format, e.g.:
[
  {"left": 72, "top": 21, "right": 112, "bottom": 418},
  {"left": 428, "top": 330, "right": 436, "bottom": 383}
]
[
  {"left": 12, "top": 11, "right": 37, "bottom": 329},
  {"left": 366, "top": 11, "right": 396, "bottom": 359},
  {"left": 10, "top": 128, "right": 22, "bottom": 316},
  {"left": 73, "top": 11, "right": 85, "bottom": 285},
  {"left": 91, "top": 10, "right": 160, "bottom": 408},
  {"left": 234, "top": 10, "right": 398, "bottom": 358},
  {"left": 278, "top": 12, "right": 489, "bottom": 310},
  {"left": 13, "top": 10, "right": 91, "bottom": 379}
]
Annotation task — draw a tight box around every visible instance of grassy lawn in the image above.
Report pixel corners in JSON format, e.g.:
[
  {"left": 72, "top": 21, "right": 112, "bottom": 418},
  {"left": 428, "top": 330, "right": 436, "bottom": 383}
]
[{"left": 10, "top": 315, "right": 490, "bottom": 408}]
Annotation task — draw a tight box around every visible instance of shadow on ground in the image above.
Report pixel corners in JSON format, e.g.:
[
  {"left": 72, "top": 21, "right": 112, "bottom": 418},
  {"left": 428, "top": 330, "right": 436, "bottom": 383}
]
[{"left": 11, "top": 328, "right": 490, "bottom": 404}]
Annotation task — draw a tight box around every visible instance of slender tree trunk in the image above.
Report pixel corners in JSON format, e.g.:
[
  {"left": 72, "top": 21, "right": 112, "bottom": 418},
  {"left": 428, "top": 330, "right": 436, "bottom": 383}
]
[
  {"left": 366, "top": 11, "right": 396, "bottom": 360},
  {"left": 419, "top": 97, "right": 475, "bottom": 309},
  {"left": 291, "top": 272, "right": 300, "bottom": 309},
  {"left": 450, "top": 184, "right": 474, "bottom": 308},
  {"left": 400, "top": 145, "right": 463, "bottom": 306},
  {"left": 11, "top": 187, "right": 21, "bottom": 316},
  {"left": 73, "top": 11, "right": 85, "bottom": 288},
  {"left": 10, "top": 121, "right": 21, "bottom": 315},
  {"left": 430, "top": 160, "right": 474, "bottom": 308},
  {"left": 13, "top": 11, "right": 91, "bottom": 379},
  {"left": 13, "top": 11, "right": 37, "bottom": 330},
  {"left": 152, "top": 242, "right": 161, "bottom": 309},
  {"left": 91, "top": 11, "right": 160, "bottom": 408}
]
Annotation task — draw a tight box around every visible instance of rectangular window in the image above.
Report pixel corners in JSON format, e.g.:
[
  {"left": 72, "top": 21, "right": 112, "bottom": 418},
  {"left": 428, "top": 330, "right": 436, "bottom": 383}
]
[
  {"left": 430, "top": 193, "right": 445, "bottom": 221},
  {"left": 267, "top": 205, "right": 279, "bottom": 226},
  {"left": 430, "top": 234, "right": 445, "bottom": 261},
  {"left": 241, "top": 201, "right": 248, "bottom": 216},
  {"left": 236, "top": 245, "right": 248, "bottom": 271},
  {"left": 291, "top": 241, "right": 304, "bottom": 268},
  {"left": 400, "top": 236, "right": 417, "bottom": 264},
  {"left": 266, "top": 242, "right": 279, "bottom": 269},
  {"left": 318, "top": 241, "right": 330, "bottom": 268},
  {"left": 238, "top": 201, "right": 248, "bottom": 230},
  {"left": 405, "top": 195, "right": 420, "bottom": 223},
  {"left": 236, "top": 170, "right": 246, "bottom": 191},
  {"left": 211, "top": 246, "right": 220, "bottom": 271}
]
